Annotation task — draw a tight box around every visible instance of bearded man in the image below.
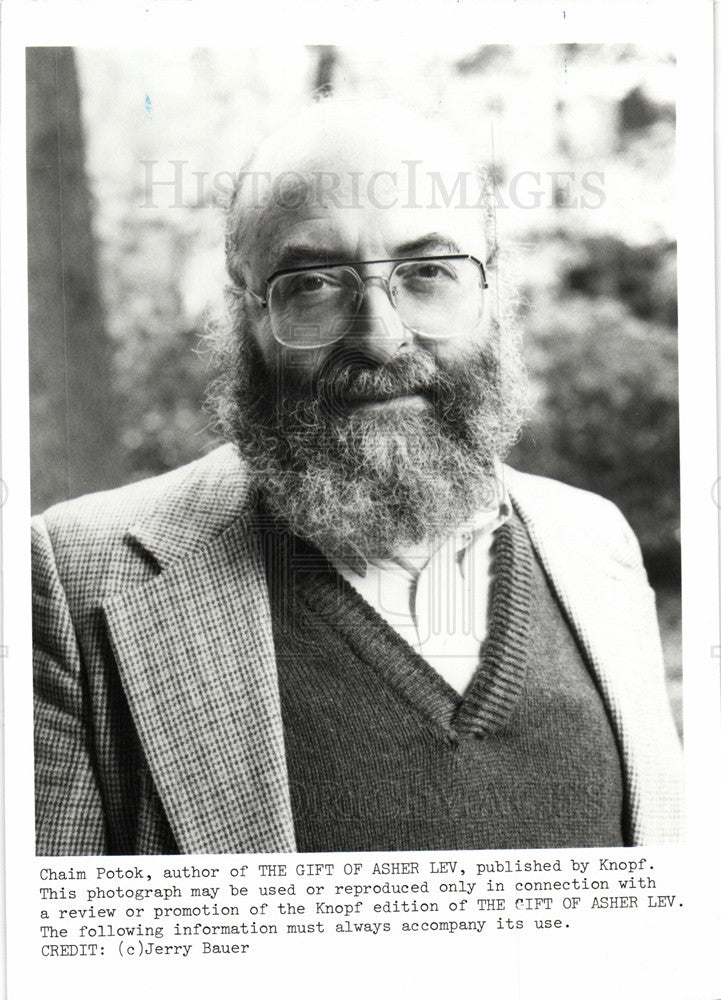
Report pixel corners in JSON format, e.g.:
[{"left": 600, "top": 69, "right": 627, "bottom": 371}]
[{"left": 34, "top": 100, "right": 683, "bottom": 855}]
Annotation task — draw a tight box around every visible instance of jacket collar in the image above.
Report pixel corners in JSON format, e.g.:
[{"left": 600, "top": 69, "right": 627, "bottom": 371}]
[
  {"left": 104, "top": 445, "right": 296, "bottom": 855},
  {"left": 127, "top": 444, "right": 257, "bottom": 569}
]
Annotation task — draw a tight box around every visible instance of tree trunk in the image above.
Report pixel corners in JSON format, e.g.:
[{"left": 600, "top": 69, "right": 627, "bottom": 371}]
[{"left": 27, "top": 46, "right": 122, "bottom": 513}]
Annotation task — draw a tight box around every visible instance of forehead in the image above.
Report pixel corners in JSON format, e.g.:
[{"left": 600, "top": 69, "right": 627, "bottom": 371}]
[
  {"left": 255, "top": 198, "right": 485, "bottom": 276},
  {"left": 233, "top": 108, "right": 487, "bottom": 276}
]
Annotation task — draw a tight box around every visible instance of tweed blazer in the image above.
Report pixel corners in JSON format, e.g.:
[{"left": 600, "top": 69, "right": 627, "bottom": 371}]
[{"left": 33, "top": 444, "right": 684, "bottom": 855}]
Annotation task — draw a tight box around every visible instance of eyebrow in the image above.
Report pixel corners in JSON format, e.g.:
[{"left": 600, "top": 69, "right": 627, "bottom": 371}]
[
  {"left": 269, "top": 234, "right": 465, "bottom": 276},
  {"left": 392, "top": 234, "right": 463, "bottom": 257},
  {"left": 271, "top": 243, "right": 347, "bottom": 273},
  {"left": 272, "top": 233, "right": 463, "bottom": 271}
]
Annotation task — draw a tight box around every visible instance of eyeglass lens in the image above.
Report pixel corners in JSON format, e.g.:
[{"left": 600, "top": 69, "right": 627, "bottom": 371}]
[{"left": 267, "top": 257, "right": 484, "bottom": 349}]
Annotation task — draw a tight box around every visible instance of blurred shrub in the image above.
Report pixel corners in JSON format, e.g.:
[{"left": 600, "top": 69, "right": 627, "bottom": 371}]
[
  {"left": 511, "top": 236, "right": 679, "bottom": 583},
  {"left": 618, "top": 85, "right": 675, "bottom": 135},
  {"left": 99, "top": 212, "right": 220, "bottom": 484},
  {"left": 115, "top": 318, "right": 213, "bottom": 483},
  {"left": 562, "top": 235, "right": 677, "bottom": 327}
]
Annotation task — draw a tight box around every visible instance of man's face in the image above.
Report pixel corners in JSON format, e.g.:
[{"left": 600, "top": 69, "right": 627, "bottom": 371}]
[
  {"left": 241, "top": 146, "right": 492, "bottom": 396},
  {"left": 213, "top": 108, "right": 527, "bottom": 560}
]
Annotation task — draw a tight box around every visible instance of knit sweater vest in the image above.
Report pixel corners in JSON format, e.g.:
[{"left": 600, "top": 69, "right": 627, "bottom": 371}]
[{"left": 266, "top": 513, "right": 625, "bottom": 851}]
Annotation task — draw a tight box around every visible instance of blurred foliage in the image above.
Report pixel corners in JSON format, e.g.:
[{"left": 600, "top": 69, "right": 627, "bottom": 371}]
[
  {"left": 98, "top": 210, "right": 218, "bottom": 482},
  {"left": 509, "top": 230, "right": 679, "bottom": 581},
  {"left": 562, "top": 235, "right": 677, "bottom": 327}
]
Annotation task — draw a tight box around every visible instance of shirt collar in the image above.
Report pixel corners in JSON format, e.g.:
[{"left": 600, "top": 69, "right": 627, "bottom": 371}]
[{"left": 328, "top": 466, "right": 511, "bottom": 580}]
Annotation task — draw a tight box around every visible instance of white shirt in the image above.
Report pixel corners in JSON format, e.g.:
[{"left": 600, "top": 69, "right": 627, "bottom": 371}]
[{"left": 328, "top": 494, "right": 511, "bottom": 696}]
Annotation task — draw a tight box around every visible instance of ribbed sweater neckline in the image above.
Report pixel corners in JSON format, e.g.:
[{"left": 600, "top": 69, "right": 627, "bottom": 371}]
[
  {"left": 269, "top": 510, "right": 534, "bottom": 740},
  {"left": 453, "top": 513, "right": 533, "bottom": 736}
]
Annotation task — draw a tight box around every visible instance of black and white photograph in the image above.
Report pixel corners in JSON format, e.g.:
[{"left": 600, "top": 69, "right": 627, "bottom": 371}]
[
  {"left": 2, "top": 3, "right": 719, "bottom": 999},
  {"left": 30, "top": 42, "right": 683, "bottom": 856}
]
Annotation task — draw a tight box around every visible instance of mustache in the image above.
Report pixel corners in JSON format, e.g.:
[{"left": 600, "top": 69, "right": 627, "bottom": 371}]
[{"left": 311, "top": 347, "right": 447, "bottom": 411}]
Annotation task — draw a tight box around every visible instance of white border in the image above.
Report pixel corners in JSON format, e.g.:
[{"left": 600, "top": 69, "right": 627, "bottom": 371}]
[{"left": 2, "top": 3, "right": 719, "bottom": 998}]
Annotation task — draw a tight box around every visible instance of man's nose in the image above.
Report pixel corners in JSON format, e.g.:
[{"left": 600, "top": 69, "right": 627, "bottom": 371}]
[{"left": 344, "top": 280, "right": 413, "bottom": 361}]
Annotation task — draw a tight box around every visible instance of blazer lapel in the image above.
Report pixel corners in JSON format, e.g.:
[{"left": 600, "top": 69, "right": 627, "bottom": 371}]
[
  {"left": 103, "top": 450, "right": 295, "bottom": 855},
  {"left": 505, "top": 466, "right": 684, "bottom": 845}
]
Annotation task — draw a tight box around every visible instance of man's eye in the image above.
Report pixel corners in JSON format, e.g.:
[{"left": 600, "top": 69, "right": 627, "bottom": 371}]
[
  {"left": 405, "top": 262, "right": 456, "bottom": 281},
  {"left": 287, "top": 273, "right": 335, "bottom": 297}
]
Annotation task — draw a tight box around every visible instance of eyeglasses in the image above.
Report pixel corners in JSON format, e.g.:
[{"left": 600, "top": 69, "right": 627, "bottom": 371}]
[{"left": 246, "top": 254, "right": 488, "bottom": 350}]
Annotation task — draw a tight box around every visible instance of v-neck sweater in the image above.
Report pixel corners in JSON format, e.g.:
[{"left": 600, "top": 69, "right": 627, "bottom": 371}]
[{"left": 266, "top": 513, "right": 625, "bottom": 851}]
